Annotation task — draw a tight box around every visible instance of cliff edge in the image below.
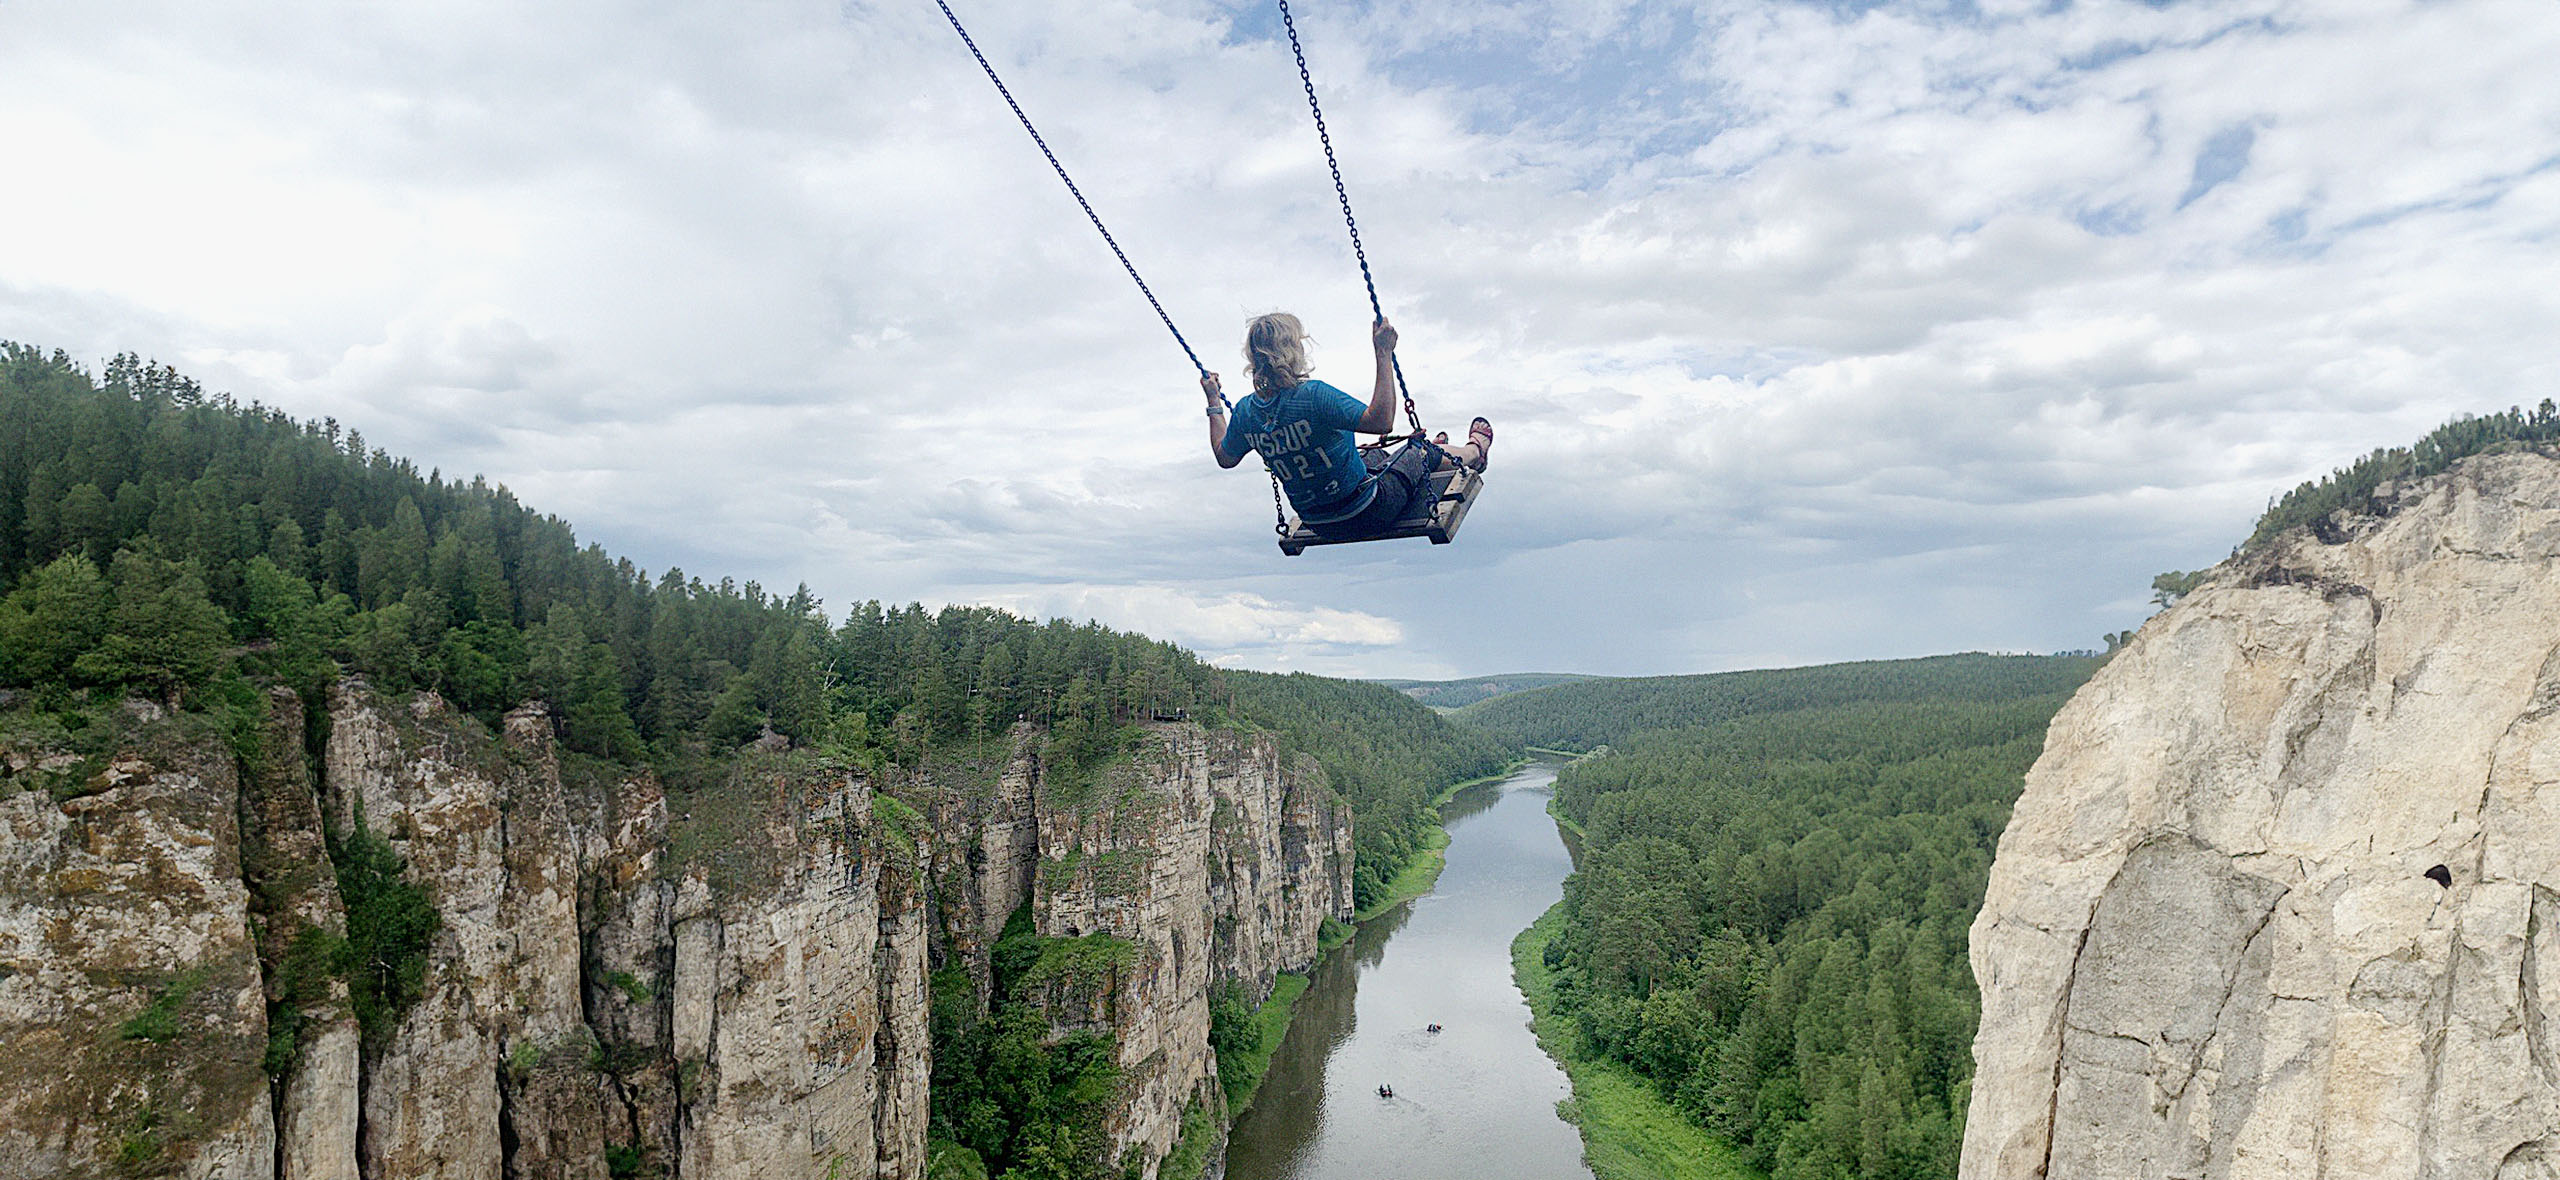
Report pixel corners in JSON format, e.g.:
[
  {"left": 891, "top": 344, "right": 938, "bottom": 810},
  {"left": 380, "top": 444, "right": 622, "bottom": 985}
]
[
  {"left": 1964, "top": 450, "right": 2560, "bottom": 1179},
  {"left": 0, "top": 688, "right": 1349, "bottom": 1180}
]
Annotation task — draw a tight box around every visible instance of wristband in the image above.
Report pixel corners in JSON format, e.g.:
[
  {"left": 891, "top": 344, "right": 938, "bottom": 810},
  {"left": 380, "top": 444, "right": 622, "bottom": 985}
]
[{"left": 1206, "top": 404, "right": 1226, "bottom": 418}]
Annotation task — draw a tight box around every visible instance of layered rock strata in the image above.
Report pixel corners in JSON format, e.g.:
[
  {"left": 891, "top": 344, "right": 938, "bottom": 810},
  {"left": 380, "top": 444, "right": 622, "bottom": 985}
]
[
  {"left": 1964, "top": 453, "right": 2560, "bottom": 1179},
  {"left": 1, "top": 687, "right": 1349, "bottom": 1180}
]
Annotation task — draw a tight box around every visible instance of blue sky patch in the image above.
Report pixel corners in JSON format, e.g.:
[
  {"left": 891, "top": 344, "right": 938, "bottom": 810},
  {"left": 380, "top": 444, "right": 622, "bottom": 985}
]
[{"left": 2178, "top": 123, "right": 2255, "bottom": 209}]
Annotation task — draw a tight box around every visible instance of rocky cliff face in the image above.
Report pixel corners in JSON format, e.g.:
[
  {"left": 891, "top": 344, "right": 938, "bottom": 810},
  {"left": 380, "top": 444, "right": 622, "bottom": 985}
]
[
  {"left": 0, "top": 687, "right": 1349, "bottom": 1180},
  {"left": 921, "top": 724, "right": 1353, "bottom": 1174},
  {"left": 1965, "top": 452, "right": 2560, "bottom": 1180},
  {"left": 1023, "top": 728, "right": 1352, "bottom": 1169},
  {"left": 0, "top": 706, "right": 273, "bottom": 1180}
]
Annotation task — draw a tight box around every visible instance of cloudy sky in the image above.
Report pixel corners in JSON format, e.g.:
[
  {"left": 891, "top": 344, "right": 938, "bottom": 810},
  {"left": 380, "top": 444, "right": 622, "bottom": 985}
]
[{"left": 4, "top": 0, "right": 2555, "bottom": 678}]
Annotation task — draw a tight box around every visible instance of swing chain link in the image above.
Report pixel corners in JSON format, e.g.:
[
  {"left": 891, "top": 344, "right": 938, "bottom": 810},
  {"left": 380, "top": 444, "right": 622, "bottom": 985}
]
[
  {"left": 1277, "top": 0, "right": 1424, "bottom": 439},
  {"left": 934, "top": 0, "right": 1208, "bottom": 382},
  {"left": 1219, "top": 392, "right": 1296, "bottom": 537},
  {"left": 937, "top": 0, "right": 1295, "bottom": 535}
]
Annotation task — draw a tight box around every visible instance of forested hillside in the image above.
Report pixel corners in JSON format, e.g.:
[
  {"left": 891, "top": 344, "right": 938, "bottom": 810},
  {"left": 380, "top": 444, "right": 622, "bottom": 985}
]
[
  {"left": 1371, "top": 672, "right": 1595, "bottom": 710},
  {"left": 1454, "top": 653, "right": 2097, "bottom": 751},
  {"left": 1518, "top": 656, "right": 2097, "bottom": 1180},
  {"left": 0, "top": 344, "right": 1491, "bottom": 852}
]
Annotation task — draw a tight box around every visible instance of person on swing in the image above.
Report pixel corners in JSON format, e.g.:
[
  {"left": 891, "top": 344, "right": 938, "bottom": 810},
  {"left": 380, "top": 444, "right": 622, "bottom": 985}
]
[{"left": 1204, "top": 313, "right": 1491, "bottom": 539}]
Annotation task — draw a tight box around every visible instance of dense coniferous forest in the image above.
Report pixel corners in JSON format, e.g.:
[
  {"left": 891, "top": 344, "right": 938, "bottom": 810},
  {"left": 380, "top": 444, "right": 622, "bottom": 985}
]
[
  {"left": 0, "top": 344, "right": 1220, "bottom": 767},
  {"left": 0, "top": 343, "right": 1509, "bottom": 1180},
  {"left": 1504, "top": 656, "right": 2097, "bottom": 1180},
  {"left": 1369, "top": 672, "right": 1594, "bottom": 710},
  {"left": 1453, "top": 653, "right": 2098, "bottom": 752}
]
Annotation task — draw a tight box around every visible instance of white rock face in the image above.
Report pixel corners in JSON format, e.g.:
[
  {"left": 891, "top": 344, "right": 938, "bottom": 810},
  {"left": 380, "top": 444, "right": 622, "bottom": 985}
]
[
  {"left": 1, "top": 683, "right": 1348, "bottom": 1180},
  {"left": 329, "top": 688, "right": 558, "bottom": 1180},
  {"left": 1031, "top": 725, "right": 1355, "bottom": 1177},
  {"left": 0, "top": 729, "right": 273, "bottom": 1178},
  {"left": 243, "top": 687, "right": 360, "bottom": 1180},
  {"left": 1208, "top": 736, "right": 1355, "bottom": 994},
  {"left": 1965, "top": 453, "right": 2560, "bottom": 1180},
  {"left": 670, "top": 770, "right": 928, "bottom": 1180}
]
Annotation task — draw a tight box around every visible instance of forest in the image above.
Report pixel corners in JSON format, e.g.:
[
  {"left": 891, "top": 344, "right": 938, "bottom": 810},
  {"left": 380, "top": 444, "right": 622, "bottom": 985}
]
[
  {"left": 1498, "top": 657, "right": 2097, "bottom": 1180},
  {"left": 1454, "top": 652, "right": 2097, "bottom": 752},
  {"left": 1370, "top": 672, "right": 1593, "bottom": 710},
  {"left": 0, "top": 342, "right": 1508, "bottom": 1180}
]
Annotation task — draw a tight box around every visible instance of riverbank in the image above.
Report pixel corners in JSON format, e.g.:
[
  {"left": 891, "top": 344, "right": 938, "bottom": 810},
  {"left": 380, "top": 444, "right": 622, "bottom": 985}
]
[
  {"left": 1221, "top": 973, "right": 1312, "bottom": 1111},
  {"left": 1349, "top": 757, "right": 1529, "bottom": 923},
  {"left": 1182, "top": 757, "right": 1532, "bottom": 1174},
  {"left": 1163, "top": 970, "right": 1312, "bottom": 1180},
  {"left": 1535, "top": 748, "right": 1600, "bottom": 842},
  {"left": 1512, "top": 907, "right": 1761, "bottom": 1180}
]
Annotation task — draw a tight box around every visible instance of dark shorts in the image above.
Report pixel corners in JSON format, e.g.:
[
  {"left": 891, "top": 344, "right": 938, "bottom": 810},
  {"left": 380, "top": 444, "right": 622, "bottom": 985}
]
[{"left": 1308, "top": 439, "right": 1451, "bottom": 540}]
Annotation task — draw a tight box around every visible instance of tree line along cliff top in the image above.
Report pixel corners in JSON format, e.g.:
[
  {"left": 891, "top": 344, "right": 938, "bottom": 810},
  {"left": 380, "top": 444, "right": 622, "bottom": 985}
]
[{"left": 2242, "top": 400, "right": 2560, "bottom": 551}]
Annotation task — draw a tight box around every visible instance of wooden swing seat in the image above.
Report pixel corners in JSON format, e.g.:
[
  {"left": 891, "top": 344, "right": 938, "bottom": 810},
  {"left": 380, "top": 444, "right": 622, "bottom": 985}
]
[{"left": 1278, "top": 461, "right": 1484, "bottom": 556}]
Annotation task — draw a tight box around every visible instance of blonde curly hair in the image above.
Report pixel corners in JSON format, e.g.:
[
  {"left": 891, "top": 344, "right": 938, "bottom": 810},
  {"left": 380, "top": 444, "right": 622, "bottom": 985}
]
[{"left": 1244, "top": 313, "right": 1313, "bottom": 396}]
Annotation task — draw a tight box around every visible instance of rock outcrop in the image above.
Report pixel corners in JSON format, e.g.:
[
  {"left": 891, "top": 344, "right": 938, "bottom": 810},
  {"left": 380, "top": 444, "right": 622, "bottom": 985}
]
[
  {"left": 1023, "top": 728, "right": 1354, "bottom": 1170},
  {"left": 0, "top": 706, "right": 274, "bottom": 1179},
  {"left": 1965, "top": 452, "right": 2560, "bottom": 1179},
  {"left": 1, "top": 684, "right": 1349, "bottom": 1179}
]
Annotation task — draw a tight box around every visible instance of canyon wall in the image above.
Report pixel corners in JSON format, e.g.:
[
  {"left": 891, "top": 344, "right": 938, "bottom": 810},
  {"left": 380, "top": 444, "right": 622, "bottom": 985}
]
[
  {"left": 0, "top": 686, "right": 1350, "bottom": 1179},
  {"left": 1965, "top": 452, "right": 2560, "bottom": 1180}
]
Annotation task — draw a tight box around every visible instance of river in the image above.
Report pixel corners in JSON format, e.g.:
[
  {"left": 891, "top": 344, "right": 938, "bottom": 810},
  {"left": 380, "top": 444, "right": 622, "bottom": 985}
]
[{"left": 1223, "top": 761, "right": 1592, "bottom": 1180}]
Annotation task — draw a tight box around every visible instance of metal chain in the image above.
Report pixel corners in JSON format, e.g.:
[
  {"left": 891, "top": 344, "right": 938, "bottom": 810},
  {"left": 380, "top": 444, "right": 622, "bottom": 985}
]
[
  {"left": 933, "top": 0, "right": 1293, "bottom": 534},
  {"left": 1276, "top": 0, "right": 1423, "bottom": 439},
  {"left": 1219, "top": 392, "right": 1294, "bottom": 537},
  {"left": 934, "top": 0, "right": 1207, "bottom": 380}
]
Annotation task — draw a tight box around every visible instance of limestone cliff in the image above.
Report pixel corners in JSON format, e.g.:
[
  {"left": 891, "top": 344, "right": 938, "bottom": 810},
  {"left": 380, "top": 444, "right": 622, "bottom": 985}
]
[
  {"left": 1965, "top": 451, "right": 2560, "bottom": 1179},
  {"left": 1026, "top": 728, "right": 1351, "bottom": 1169},
  {"left": 923, "top": 724, "right": 1353, "bottom": 1174},
  {"left": 0, "top": 686, "right": 1349, "bottom": 1180},
  {"left": 0, "top": 706, "right": 273, "bottom": 1179}
]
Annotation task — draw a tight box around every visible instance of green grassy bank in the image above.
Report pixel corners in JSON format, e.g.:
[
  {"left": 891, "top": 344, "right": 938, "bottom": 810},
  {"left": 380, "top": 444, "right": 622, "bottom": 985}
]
[
  {"left": 1220, "top": 972, "right": 1311, "bottom": 1112},
  {"left": 1163, "top": 972, "right": 1312, "bottom": 1180},
  {"left": 1351, "top": 757, "right": 1527, "bottom": 922},
  {"left": 1513, "top": 906, "right": 1762, "bottom": 1180}
]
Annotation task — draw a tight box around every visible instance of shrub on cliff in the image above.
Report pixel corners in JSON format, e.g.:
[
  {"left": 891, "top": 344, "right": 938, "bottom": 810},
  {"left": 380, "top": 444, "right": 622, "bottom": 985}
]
[
  {"left": 331, "top": 823, "right": 440, "bottom": 1043},
  {"left": 932, "top": 907, "right": 1127, "bottom": 1180},
  {"left": 0, "top": 553, "right": 106, "bottom": 684}
]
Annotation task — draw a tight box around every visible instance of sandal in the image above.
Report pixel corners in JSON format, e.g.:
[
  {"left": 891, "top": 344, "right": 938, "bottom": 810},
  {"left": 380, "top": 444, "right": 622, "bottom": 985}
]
[{"left": 1466, "top": 417, "right": 1493, "bottom": 471}]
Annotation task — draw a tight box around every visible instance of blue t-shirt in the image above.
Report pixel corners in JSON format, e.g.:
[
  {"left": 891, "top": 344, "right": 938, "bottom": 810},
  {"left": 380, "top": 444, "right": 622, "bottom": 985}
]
[{"left": 1221, "top": 380, "right": 1376, "bottom": 523}]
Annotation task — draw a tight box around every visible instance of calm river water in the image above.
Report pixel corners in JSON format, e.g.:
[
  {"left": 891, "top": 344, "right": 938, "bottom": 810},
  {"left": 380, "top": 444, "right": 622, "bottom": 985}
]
[{"left": 1224, "top": 761, "right": 1592, "bottom": 1180}]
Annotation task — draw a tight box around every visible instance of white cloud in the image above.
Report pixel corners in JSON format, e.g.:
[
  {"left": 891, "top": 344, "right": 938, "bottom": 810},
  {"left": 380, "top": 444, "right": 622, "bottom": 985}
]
[{"left": 975, "top": 583, "right": 1406, "bottom": 664}]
